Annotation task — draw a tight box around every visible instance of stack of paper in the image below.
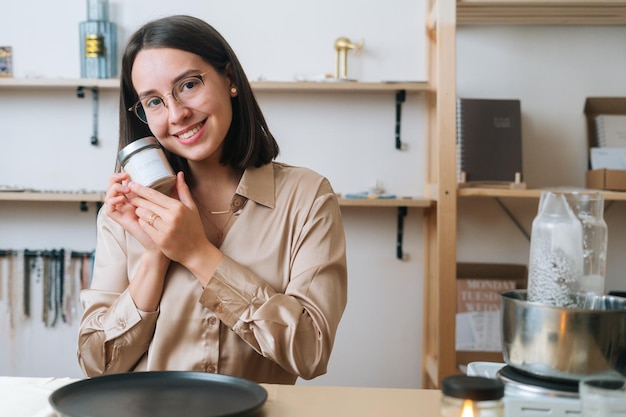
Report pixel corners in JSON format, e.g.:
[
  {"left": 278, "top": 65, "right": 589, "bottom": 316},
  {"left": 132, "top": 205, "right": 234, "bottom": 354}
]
[
  {"left": 591, "top": 148, "right": 626, "bottom": 170},
  {"left": 596, "top": 114, "right": 626, "bottom": 147},
  {"left": 591, "top": 115, "right": 626, "bottom": 170}
]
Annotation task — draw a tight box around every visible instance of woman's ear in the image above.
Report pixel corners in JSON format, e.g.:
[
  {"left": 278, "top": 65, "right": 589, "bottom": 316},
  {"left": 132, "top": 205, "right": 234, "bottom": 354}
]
[{"left": 225, "top": 63, "right": 237, "bottom": 96}]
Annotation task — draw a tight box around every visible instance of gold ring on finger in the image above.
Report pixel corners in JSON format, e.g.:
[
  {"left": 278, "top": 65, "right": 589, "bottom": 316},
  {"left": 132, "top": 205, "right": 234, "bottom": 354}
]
[{"left": 148, "top": 213, "right": 158, "bottom": 227}]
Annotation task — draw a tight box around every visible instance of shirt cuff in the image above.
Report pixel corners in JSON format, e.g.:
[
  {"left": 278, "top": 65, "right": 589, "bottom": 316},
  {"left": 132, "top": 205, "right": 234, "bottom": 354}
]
[
  {"left": 199, "top": 256, "right": 261, "bottom": 328},
  {"left": 101, "top": 290, "right": 148, "bottom": 340}
]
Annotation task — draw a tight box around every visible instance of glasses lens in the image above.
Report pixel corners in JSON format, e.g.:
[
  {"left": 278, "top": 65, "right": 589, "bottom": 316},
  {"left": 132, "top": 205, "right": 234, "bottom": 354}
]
[
  {"left": 134, "top": 102, "right": 148, "bottom": 124},
  {"left": 173, "top": 76, "right": 205, "bottom": 106}
]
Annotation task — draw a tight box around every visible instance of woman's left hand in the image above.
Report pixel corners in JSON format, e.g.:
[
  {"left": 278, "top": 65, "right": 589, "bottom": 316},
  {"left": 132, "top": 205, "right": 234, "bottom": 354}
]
[{"left": 127, "top": 171, "right": 212, "bottom": 264}]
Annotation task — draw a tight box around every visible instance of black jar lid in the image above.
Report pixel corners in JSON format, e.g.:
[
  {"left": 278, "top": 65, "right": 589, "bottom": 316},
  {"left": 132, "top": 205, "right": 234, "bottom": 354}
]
[{"left": 442, "top": 375, "right": 505, "bottom": 401}]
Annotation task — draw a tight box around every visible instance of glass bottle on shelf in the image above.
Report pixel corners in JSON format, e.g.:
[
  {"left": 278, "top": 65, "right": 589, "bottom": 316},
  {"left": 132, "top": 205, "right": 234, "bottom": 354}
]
[{"left": 78, "top": 0, "right": 117, "bottom": 78}]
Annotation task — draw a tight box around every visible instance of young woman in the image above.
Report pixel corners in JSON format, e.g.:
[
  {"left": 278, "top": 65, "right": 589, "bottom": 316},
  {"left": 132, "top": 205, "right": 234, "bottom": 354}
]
[{"left": 78, "top": 15, "right": 347, "bottom": 385}]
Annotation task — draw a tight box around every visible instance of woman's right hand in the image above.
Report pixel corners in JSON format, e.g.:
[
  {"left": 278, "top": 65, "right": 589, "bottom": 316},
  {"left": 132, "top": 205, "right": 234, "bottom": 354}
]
[
  {"left": 105, "top": 172, "right": 170, "bottom": 313},
  {"left": 105, "top": 172, "right": 159, "bottom": 251}
]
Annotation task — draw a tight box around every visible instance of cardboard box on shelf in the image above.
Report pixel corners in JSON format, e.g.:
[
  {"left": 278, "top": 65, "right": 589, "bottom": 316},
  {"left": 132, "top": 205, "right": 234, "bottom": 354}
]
[
  {"left": 584, "top": 97, "right": 626, "bottom": 191},
  {"left": 456, "top": 262, "right": 527, "bottom": 368},
  {"left": 586, "top": 168, "right": 626, "bottom": 191}
]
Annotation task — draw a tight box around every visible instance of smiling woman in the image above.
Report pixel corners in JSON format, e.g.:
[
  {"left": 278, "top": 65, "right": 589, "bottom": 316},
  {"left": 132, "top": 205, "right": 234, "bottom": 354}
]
[
  {"left": 129, "top": 47, "right": 235, "bottom": 161},
  {"left": 77, "top": 15, "right": 348, "bottom": 385}
]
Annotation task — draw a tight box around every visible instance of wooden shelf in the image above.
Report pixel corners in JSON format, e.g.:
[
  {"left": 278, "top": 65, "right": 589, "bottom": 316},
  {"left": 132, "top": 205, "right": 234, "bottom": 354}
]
[
  {"left": 0, "top": 78, "right": 120, "bottom": 89},
  {"left": 252, "top": 81, "right": 430, "bottom": 93},
  {"left": 425, "top": 0, "right": 626, "bottom": 390},
  {"left": 457, "top": 1, "right": 626, "bottom": 25},
  {"left": 338, "top": 197, "right": 432, "bottom": 208},
  {"left": 458, "top": 187, "right": 626, "bottom": 201},
  {"left": 0, "top": 191, "right": 105, "bottom": 202},
  {"left": 0, "top": 191, "right": 433, "bottom": 208},
  {"left": 0, "top": 78, "right": 429, "bottom": 93}
]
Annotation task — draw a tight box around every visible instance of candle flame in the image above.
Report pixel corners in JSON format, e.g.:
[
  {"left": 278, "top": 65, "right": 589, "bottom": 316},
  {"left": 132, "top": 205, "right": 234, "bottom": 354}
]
[{"left": 461, "top": 399, "right": 474, "bottom": 417}]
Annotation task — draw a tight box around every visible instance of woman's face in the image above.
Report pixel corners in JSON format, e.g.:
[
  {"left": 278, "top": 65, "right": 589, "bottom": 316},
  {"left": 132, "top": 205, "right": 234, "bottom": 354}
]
[{"left": 131, "top": 47, "right": 234, "bottom": 164}]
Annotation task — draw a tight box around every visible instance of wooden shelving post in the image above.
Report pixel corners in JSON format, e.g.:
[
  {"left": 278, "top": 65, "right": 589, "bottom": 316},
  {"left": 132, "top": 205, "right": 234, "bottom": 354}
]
[{"left": 422, "top": 0, "right": 458, "bottom": 388}]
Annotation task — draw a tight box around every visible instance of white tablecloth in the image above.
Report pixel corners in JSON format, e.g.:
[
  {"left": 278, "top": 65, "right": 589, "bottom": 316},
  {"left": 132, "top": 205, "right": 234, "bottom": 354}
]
[{"left": 0, "top": 377, "right": 77, "bottom": 417}]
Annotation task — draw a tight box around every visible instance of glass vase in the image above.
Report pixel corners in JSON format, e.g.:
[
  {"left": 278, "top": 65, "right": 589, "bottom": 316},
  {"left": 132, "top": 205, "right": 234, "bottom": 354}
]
[{"left": 79, "top": 0, "right": 117, "bottom": 78}]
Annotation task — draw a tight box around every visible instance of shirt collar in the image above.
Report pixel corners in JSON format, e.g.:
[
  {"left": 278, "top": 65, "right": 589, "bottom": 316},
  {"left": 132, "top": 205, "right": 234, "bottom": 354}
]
[{"left": 235, "top": 162, "right": 275, "bottom": 209}]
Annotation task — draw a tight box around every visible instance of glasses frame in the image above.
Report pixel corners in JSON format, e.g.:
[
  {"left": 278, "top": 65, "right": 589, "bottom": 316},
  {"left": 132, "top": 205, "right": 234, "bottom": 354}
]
[{"left": 128, "top": 71, "right": 210, "bottom": 124}]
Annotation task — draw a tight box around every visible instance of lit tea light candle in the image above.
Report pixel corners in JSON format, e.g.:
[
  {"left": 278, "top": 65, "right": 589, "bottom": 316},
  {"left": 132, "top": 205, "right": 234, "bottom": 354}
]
[
  {"left": 440, "top": 375, "right": 504, "bottom": 417},
  {"left": 461, "top": 399, "right": 474, "bottom": 417}
]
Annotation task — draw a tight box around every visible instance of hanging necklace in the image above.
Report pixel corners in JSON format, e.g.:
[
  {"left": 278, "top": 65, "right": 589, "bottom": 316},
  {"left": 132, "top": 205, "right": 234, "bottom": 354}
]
[
  {"left": 202, "top": 210, "right": 235, "bottom": 240},
  {"left": 194, "top": 194, "right": 232, "bottom": 215},
  {"left": 195, "top": 197, "right": 235, "bottom": 240},
  {"left": 208, "top": 208, "right": 231, "bottom": 215}
]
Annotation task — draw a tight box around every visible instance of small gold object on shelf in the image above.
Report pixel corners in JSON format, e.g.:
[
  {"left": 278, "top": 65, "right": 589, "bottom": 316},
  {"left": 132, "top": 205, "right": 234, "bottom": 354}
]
[{"left": 334, "top": 37, "right": 364, "bottom": 80}]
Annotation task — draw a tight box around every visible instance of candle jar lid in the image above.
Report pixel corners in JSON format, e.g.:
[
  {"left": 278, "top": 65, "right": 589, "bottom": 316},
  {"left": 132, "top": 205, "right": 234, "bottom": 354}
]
[
  {"left": 117, "top": 136, "right": 175, "bottom": 194},
  {"left": 442, "top": 375, "right": 505, "bottom": 401},
  {"left": 118, "top": 136, "right": 161, "bottom": 165}
]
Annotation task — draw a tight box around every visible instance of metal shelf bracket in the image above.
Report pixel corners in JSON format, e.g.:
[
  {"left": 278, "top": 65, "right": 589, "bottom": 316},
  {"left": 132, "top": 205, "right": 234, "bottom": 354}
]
[
  {"left": 76, "top": 86, "right": 99, "bottom": 146},
  {"left": 395, "top": 90, "right": 407, "bottom": 150},
  {"left": 396, "top": 206, "right": 408, "bottom": 260}
]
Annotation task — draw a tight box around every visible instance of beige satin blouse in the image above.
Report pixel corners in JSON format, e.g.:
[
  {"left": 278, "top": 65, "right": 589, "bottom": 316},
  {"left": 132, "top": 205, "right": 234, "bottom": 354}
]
[{"left": 78, "top": 162, "right": 348, "bottom": 384}]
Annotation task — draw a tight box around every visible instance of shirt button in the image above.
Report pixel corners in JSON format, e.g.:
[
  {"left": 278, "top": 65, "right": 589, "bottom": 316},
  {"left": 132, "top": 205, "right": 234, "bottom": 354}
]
[
  {"left": 231, "top": 196, "right": 247, "bottom": 214},
  {"left": 116, "top": 319, "right": 126, "bottom": 329},
  {"left": 206, "top": 364, "right": 216, "bottom": 373}
]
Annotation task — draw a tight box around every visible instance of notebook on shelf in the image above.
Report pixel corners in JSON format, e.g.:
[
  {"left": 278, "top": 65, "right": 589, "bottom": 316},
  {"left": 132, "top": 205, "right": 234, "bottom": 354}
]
[{"left": 457, "top": 98, "right": 523, "bottom": 188}]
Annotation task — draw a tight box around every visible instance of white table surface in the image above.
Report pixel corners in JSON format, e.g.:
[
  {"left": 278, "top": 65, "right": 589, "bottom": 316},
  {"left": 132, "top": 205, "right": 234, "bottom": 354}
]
[
  {"left": 1, "top": 376, "right": 442, "bottom": 417},
  {"left": 0, "top": 377, "right": 78, "bottom": 417}
]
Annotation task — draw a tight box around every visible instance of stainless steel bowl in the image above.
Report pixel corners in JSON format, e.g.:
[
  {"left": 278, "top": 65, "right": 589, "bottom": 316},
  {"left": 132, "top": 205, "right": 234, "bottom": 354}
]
[{"left": 501, "top": 290, "right": 626, "bottom": 381}]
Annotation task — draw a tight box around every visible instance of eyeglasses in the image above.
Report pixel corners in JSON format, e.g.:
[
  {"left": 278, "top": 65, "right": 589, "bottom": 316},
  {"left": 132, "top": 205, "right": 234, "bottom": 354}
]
[{"left": 128, "top": 71, "right": 210, "bottom": 124}]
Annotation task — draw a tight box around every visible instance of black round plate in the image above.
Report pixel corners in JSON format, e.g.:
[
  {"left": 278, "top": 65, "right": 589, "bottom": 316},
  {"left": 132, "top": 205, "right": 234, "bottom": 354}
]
[{"left": 49, "top": 371, "right": 267, "bottom": 417}]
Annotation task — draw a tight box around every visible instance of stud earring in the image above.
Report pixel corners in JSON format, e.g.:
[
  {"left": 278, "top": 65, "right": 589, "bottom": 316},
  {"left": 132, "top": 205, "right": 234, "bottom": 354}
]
[{"left": 230, "top": 86, "right": 237, "bottom": 96}]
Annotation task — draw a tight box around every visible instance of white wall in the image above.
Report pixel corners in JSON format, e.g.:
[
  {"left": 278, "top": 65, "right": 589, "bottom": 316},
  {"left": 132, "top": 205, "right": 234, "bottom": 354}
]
[
  {"left": 4, "top": 4, "right": 626, "bottom": 388},
  {"left": 0, "top": 0, "right": 427, "bottom": 388},
  {"left": 456, "top": 25, "right": 626, "bottom": 293}
]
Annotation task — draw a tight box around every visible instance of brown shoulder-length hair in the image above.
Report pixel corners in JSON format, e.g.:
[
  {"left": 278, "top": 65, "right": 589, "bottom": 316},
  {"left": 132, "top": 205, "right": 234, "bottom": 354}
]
[{"left": 117, "top": 15, "right": 279, "bottom": 180}]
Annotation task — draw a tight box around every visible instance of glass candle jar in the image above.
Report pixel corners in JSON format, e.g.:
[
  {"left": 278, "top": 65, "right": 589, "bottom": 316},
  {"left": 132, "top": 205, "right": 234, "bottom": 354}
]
[
  {"left": 580, "top": 376, "right": 626, "bottom": 417},
  {"left": 440, "top": 375, "right": 505, "bottom": 417},
  {"left": 118, "top": 137, "right": 176, "bottom": 194}
]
